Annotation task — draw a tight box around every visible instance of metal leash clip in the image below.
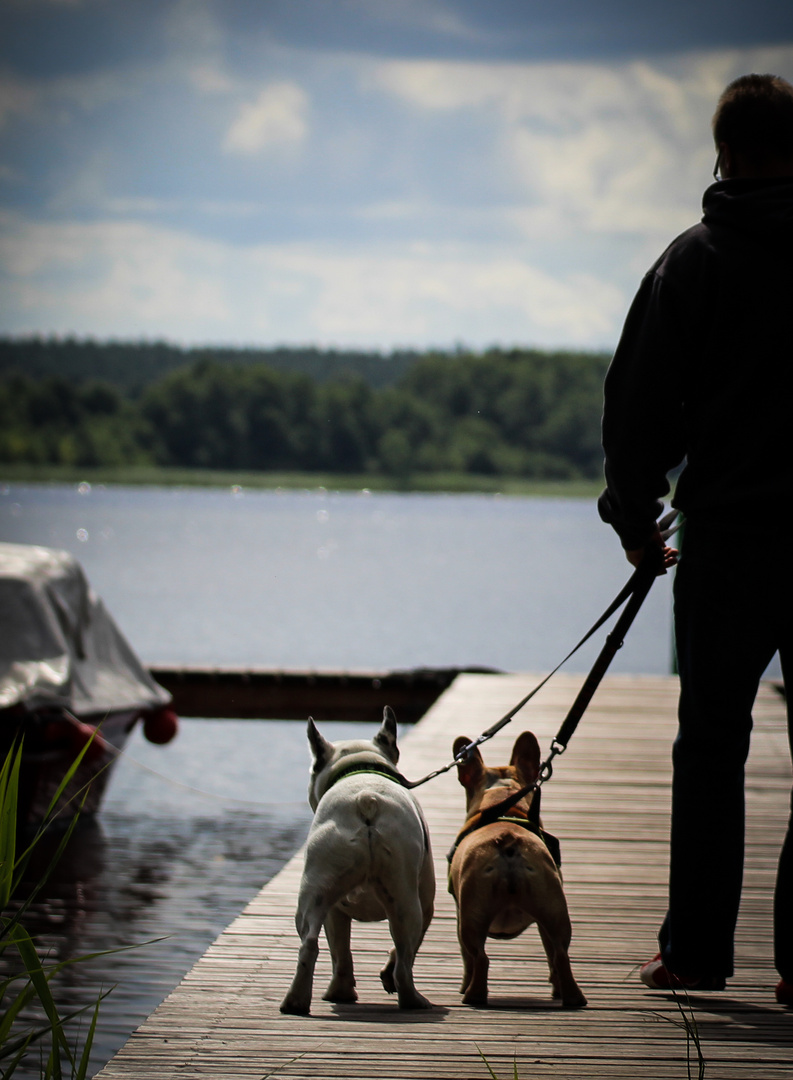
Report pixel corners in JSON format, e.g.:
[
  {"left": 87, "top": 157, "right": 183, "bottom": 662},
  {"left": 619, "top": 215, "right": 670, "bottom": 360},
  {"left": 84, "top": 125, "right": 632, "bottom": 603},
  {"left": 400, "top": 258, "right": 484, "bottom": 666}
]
[{"left": 538, "top": 738, "right": 567, "bottom": 785}]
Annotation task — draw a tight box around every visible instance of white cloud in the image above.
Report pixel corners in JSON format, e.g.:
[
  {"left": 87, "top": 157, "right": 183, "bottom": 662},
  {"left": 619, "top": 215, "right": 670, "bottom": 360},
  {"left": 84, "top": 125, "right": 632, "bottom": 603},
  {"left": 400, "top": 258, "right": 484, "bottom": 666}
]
[
  {"left": 223, "top": 82, "right": 309, "bottom": 155},
  {"left": 370, "top": 46, "right": 793, "bottom": 243},
  {"left": 370, "top": 57, "right": 503, "bottom": 111},
  {"left": 4, "top": 37, "right": 793, "bottom": 350},
  {"left": 293, "top": 246, "right": 622, "bottom": 344},
  {"left": 372, "top": 46, "right": 793, "bottom": 119},
  {"left": 188, "top": 63, "right": 235, "bottom": 95},
  {"left": 0, "top": 216, "right": 231, "bottom": 338},
  {"left": 0, "top": 214, "right": 623, "bottom": 348}
]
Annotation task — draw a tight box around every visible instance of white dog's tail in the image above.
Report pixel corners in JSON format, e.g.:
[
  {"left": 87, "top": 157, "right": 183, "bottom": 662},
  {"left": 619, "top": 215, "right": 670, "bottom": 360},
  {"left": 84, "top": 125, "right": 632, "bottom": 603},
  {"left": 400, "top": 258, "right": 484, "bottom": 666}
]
[{"left": 356, "top": 792, "right": 380, "bottom": 825}]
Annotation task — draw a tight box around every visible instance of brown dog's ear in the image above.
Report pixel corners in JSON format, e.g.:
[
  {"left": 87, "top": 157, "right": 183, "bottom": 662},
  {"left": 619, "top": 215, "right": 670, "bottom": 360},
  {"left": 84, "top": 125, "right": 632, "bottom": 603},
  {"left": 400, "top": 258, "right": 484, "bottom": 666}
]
[
  {"left": 453, "top": 736, "right": 485, "bottom": 790},
  {"left": 307, "top": 717, "right": 334, "bottom": 771},
  {"left": 374, "top": 705, "right": 399, "bottom": 764},
  {"left": 510, "top": 731, "right": 541, "bottom": 786}
]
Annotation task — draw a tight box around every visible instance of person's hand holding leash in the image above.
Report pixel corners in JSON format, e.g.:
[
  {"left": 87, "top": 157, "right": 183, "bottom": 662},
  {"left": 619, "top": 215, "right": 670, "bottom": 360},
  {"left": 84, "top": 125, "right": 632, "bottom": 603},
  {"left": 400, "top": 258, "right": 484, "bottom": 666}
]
[{"left": 626, "top": 528, "right": 678, "bottom": 572}]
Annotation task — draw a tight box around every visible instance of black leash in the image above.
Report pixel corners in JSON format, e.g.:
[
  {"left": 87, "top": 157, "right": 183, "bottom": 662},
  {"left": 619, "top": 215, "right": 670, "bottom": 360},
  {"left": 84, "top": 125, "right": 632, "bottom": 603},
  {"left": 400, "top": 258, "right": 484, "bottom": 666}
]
[
  {"left": 405, "top": 511, "right": 679, "bottom": 790},
  {"left": 533, "top": 542, "right": 661, "bottom": 784}
]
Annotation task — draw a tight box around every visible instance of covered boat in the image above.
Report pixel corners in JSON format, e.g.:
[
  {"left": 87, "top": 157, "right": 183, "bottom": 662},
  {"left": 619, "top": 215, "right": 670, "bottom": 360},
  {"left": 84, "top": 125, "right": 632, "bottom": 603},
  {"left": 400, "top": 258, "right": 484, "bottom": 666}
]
[{"left": 0, "top": 541, "right": 178, "bottom": 826}]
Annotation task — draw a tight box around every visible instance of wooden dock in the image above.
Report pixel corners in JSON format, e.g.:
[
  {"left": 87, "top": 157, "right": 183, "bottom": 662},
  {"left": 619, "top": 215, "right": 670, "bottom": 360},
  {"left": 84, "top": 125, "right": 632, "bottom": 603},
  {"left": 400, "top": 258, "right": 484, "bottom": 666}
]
[
  {"left": 148, "top": 665, "right": 489, "bottom": 724},
  {"left": 95, "top": 673, "right": 792, "bottom": 1079}
]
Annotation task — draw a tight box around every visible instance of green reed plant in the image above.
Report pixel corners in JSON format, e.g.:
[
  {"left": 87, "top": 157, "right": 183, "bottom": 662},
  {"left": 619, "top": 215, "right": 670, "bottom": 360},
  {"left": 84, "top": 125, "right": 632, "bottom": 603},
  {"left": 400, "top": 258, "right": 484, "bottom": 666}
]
[
  {"left": 0, "top": 736, "right": 113, "bottom": 1079},
  {"left": 666, "top": 989, "right": 706, "bottom": 1080},
  {"left": 476, "top": 1044, "right": 521, "bottom": 1080},
  {"left": 477, "top": 985, "right": 707, "bottom": 1080},
  {"left": 647, "top": 986, "right": 707, "bottom": 1079}
]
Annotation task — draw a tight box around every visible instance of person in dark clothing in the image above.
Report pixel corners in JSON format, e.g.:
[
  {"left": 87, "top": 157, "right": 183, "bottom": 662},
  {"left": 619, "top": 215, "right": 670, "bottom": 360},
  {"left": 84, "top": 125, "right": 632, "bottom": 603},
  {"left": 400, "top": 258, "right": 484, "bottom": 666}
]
[{"left": 598, "top": 73, "right": 793, "bottom": 1004}]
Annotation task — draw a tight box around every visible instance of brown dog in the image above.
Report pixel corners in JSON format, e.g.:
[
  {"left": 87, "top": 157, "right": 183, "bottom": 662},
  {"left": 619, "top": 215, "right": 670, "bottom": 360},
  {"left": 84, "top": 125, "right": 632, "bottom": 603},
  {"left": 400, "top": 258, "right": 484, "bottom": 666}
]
[{"left": 448, "top": 731, "right": 587, "bottom": 1008}]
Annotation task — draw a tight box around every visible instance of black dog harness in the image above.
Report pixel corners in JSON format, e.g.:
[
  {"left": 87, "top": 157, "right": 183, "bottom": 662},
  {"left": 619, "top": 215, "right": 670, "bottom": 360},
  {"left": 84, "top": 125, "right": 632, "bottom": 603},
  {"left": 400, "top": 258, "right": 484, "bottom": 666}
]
[{"left": 446, "top": 783, "right": 561, "bottom": 887}]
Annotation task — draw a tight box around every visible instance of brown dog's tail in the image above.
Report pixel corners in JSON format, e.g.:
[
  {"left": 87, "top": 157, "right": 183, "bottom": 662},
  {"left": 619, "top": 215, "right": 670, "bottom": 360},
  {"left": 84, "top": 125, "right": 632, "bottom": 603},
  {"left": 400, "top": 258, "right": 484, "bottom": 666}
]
[
  {"left": 494, "top": 834, "right": 521, "bottom": 856},
  {"left": 356, "top": 792, "right": 380, "bottom": 825},
  {"left": 492, "top": 834, "right": 534, "bottom": 897},
  {"left": 494, "top": 834, "right": 526, "bottom": 874}
]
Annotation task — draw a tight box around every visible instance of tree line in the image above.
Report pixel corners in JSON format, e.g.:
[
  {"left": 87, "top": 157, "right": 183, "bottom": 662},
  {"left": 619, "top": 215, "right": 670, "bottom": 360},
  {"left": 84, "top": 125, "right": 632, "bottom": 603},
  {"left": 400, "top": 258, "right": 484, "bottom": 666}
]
[
  {"left": 0, "top": 338, "right": 422, "bottom": 393},
  {"left": 0, "top": 340, "right": 610, "bottom": 479}
]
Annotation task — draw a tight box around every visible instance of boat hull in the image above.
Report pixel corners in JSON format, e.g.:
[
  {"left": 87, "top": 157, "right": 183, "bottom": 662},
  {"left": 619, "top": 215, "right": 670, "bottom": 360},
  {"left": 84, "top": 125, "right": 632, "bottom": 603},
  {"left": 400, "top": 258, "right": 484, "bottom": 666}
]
[{"left": 3, "top": 708, "right": 140, "bottom": 828}]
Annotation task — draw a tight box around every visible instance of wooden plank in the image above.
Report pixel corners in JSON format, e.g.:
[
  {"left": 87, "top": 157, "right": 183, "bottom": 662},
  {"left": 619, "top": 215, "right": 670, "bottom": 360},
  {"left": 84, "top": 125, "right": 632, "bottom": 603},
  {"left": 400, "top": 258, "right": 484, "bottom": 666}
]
[{"left": 95, "top": 674, "right": 793, "bottom": 1080}]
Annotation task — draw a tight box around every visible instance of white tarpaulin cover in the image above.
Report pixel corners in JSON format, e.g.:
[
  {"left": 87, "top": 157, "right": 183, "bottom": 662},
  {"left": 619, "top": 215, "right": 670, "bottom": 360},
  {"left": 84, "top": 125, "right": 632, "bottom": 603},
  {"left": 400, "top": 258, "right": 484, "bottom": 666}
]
[{"left": 0, "top": 542, "right": 169, "bottom": 717}]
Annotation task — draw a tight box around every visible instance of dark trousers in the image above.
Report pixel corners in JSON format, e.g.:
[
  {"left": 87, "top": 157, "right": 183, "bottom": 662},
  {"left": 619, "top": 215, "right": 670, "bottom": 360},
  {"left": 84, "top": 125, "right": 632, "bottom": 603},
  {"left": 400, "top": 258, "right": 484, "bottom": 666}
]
[{"left": 659, "top": 522, "right": 793, "bottom": 982}]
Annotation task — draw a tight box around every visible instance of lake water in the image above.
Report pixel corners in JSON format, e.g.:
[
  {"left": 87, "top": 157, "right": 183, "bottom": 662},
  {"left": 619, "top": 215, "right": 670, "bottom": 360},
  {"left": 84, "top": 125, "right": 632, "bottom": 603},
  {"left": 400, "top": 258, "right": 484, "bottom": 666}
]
[
  {"left": 0, "top": 481, "right": 711, "bottom": 1076},
  {"left": 0, "top": 482, "right": 677, "bottom": 674}
]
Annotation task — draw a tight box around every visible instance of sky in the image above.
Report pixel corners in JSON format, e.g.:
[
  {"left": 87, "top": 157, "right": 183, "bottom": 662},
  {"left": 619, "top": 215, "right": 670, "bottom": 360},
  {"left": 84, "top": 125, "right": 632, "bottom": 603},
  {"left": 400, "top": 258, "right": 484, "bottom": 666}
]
[{"left": 1, "top": 0, "right": 792, "bottom": 354}]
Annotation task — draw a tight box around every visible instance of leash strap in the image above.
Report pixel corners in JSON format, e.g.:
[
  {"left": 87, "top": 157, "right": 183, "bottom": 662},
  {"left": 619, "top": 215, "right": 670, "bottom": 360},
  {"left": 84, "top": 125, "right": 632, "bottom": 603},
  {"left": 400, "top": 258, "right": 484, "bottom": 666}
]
[
  {"left": 536, "top": 542, "right": 662, "bottom": 783},
  {"left": 405, "top": 512, "right": 678, "bottom": 789},
  {"left": 402, "top": 573, "right": 632, "bottom": 789}
]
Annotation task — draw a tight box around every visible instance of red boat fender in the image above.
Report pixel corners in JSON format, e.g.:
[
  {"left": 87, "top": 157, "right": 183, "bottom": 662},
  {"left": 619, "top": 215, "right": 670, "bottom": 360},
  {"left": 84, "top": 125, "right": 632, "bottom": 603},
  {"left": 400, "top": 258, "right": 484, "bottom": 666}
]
[{"left": 143, "top": 706, "right": 179, "bottom": 745}]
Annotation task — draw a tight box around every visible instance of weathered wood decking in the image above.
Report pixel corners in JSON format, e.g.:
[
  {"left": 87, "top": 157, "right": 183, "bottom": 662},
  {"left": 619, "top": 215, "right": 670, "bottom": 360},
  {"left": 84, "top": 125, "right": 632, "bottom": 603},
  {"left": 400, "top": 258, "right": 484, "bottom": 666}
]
[{"left": 95, "top": 673, "right": 792, "bottom": 1079}]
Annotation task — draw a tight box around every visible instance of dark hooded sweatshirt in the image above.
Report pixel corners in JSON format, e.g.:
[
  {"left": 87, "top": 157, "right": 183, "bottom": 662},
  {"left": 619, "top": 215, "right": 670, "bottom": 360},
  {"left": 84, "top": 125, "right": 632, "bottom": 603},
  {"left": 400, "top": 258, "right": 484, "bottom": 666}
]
[{"left": 598, "top": 178, "right": 793, "bottom": 550}]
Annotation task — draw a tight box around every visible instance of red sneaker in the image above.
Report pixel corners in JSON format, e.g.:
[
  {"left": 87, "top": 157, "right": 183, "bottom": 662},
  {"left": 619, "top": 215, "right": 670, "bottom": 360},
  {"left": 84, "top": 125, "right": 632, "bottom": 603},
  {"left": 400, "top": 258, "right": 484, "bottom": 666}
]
[
  {"left": 776, "top": 980, "right": 793, "bottom": 1006},
  {"left": 639, "top": 953, "right": 725, "bottom": 991}
]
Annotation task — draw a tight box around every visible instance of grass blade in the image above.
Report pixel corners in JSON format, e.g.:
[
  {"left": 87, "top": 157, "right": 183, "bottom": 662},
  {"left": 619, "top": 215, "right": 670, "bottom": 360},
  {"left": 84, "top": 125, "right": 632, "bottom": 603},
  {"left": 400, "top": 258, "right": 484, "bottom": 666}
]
[
  {"left": 0, "top": 742, "right": 23, "bottom": 909},
  {"left": 73, "top": 995, "right": 101, "bottom": 1080},
  {"left": 475, "top": 1044, "right": 500, "bottom": 1080},
  {"left": 6, "top": 922, "right": 76, "bottom": 1069}
]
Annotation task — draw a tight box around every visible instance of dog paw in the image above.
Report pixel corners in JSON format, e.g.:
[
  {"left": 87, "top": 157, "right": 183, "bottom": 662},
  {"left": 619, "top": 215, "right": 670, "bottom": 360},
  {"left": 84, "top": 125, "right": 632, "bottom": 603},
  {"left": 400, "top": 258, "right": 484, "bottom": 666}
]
[
  {"left": 380, "top": 968, "right": 397, "bottom": 995},
  {"left": 398, "top": 991, "right": 433, "bottom": 1010},
  {"left": 323, "top": 986, "right": 358, "bottom": 1003},
  {"left": 280, "top": 997, "right": 311, "bottom": 1016},
  {"left": 561, "top": 992, "right": 588, "bottom": 1009},
  {"left": 461, "top": 990, "right": 488, "bottom": 1006}
]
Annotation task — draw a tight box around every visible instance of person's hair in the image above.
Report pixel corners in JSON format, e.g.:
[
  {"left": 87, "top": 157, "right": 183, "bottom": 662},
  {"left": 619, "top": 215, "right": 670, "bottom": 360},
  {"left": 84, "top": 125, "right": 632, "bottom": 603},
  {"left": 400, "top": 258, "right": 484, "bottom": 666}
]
[{"left": 712, "top": 73, "right": 793, "bottom": 166}]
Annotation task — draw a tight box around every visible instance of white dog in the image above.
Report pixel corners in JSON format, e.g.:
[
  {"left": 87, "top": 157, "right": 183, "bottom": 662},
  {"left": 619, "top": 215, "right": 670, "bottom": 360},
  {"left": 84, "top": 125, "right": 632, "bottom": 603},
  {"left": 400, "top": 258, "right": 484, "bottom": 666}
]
[{"left": 280, "top": 706, "right": 435, "bottom": 1015}]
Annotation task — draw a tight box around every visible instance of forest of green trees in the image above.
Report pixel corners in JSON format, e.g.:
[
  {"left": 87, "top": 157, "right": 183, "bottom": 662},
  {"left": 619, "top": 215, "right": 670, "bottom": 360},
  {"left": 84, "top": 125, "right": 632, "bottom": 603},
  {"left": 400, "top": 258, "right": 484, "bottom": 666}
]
[{"left": 0, "top": 338, "right": 611, "bottom": 480}]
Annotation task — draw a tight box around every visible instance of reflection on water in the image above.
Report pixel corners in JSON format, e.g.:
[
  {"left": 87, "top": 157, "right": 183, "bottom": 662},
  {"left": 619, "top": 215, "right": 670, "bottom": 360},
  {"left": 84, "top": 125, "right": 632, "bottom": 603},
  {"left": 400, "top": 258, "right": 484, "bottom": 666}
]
[{"left": 3, "top": 717, "right": 362, "bottom": 1078}]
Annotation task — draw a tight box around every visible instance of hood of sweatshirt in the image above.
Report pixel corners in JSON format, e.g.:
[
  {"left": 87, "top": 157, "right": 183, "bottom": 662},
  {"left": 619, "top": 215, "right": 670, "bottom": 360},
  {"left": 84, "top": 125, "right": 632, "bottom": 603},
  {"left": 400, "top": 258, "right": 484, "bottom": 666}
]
[{"left": 702, "top": 177, "right": 793, "bottom": 246}]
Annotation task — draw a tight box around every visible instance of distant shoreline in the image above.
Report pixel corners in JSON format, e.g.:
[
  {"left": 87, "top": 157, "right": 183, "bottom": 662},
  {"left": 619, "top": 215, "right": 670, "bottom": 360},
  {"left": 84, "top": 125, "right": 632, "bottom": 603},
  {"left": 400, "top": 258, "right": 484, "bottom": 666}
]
[{"left": 0, "top": 463, "right": 603, "bottom": 498}]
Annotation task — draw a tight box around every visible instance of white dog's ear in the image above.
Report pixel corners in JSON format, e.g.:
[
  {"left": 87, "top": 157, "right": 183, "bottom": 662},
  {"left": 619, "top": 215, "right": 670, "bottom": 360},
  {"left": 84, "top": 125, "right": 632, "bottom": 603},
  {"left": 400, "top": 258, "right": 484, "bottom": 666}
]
[
  {"left": 307, "top": 717, "right": 334, "bottom": 770},
  {"left": 453, "top": 736, "right": 484, "bottom": 790},
  {"left": 374, "top": 705, "right": 399, "bottom": 764},
  {"left": 510, "top": 731, "right": 541, "bottom": 786}
]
